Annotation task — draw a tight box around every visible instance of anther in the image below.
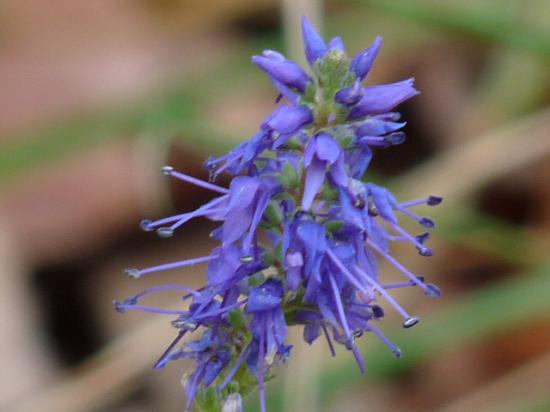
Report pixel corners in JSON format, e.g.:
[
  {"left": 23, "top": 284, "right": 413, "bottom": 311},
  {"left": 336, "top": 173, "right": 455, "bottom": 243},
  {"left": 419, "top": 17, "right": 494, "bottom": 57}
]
[
  {"left": 403, "top": 316, "right": 420, "bottom": 329},
  {"left": 240, "top": 256, "right": 254, "bottom": 264},
  {"left": 171, "top": 318, "right": 198, "bottom": 331},
  {"left": 372, "top": 305, "right": 385, "bottom": 318},
  {"left": 124, "top": 268, "right": 141, "bottom": 279},
  {"left": 140, "top": 219, "right": 154, "bottom": 232},
  {"left": 368, "top": 204, "right": 379, "bottom": 216},
  {"left": 113, "top": 300, "right": 126, "bottom": 313},
  {"left": 415, "top": 232, "right": 430, "bottom": 244},
  {"left": 419, "top": 217, "right": 435, "bottom": 228},
  {"left": 425, "top": 283, "right": 442, "bottom": 298},
  {"left": 417, "top": 246, "right": 433, "bottom": 257},
  {"left": 354, "top": 195, "right": 366, "bottom": 209},
  {"left": 157, "top": 227, "right": 174, "bottom": 238},
  {"left": 393, "top": 348, "right": 403, "bottom": 358},
  {"left": 161, "top": 166, "right": 174, "bottom": 176},
  {"left": 427, "top": 196, "right": 443, "bottom": 206}
]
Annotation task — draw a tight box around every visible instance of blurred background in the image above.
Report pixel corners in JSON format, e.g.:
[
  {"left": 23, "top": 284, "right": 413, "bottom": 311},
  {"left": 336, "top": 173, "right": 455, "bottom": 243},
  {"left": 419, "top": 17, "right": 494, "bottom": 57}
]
[{"left": 1, "top": 0, "right": 549, "bottom": 411}]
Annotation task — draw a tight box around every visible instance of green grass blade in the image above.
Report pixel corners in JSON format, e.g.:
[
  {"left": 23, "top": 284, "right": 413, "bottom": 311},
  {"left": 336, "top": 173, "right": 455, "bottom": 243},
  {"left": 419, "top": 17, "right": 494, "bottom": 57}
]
[{"left": 363, "top": 0, "right": 550, "bottom": 58}]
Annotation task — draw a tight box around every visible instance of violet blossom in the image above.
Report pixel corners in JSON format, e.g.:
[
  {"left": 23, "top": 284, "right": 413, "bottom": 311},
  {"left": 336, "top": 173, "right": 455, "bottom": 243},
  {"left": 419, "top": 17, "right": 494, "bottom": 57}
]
[{"left": 115, "top": 16, "right": 442, "bottom": 412}]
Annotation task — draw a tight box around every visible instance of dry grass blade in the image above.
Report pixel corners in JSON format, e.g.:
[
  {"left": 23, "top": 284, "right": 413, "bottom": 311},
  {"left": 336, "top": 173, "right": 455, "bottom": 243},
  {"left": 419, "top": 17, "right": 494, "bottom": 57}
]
[
  {"left": 9, "top": 310, "right": 183, "bottom": 412},
  {"left": 437, "top": 351, "right": 550, "bottom": 412},
  {"left": 395, "top": 108, "right": 550, "bottom": 201}
]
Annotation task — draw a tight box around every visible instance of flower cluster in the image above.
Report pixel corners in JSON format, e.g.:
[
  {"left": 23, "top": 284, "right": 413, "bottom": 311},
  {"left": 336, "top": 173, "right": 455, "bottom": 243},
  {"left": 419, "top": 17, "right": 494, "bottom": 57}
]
[{"left": 115, "top": 17, "right": 441, "bottom": 412}]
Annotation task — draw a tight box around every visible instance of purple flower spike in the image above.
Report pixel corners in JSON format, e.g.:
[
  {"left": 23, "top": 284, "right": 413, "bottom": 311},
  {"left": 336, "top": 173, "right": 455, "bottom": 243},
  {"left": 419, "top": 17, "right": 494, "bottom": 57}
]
[
  {"left": 117, "top": 17, "right": 441, "bottom": 412},
  {"left": 301, "top": 16, "right": 327, "bottom": 65},
  {"left": 252, "top": 54, "right": 311, "bottom": 93}
]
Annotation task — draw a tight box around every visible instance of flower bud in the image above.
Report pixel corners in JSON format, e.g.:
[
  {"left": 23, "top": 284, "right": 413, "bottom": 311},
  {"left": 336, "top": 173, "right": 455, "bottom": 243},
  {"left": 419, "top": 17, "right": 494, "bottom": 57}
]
[
  {"left": 301, "top": 16, "right": 327, "bottom": 65},
  {"left": 252, "top": 55, "right": 311, "bottom": 93},
  {"left": 351, "top": 36, "right": 383, "bottom": 80}
]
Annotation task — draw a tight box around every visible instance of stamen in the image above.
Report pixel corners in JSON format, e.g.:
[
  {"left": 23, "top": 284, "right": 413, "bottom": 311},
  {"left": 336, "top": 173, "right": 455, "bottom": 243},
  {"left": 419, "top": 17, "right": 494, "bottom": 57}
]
[
  {"left": 142, "top": 213, "right": 187, "bottom": 230},
  {"left": 366, "top": 322, "right": 402, "bottom": 358},
  {"left": 396, "top": 206, "right": 435, "bottom": 228},
  {"left": 417, "top": 246, "right": 434, "bottom": 257},
  {"left": 140, "top": 220, "right": 155, "bottom": 232},
  {"left": 427, "top": 195, "right": 443, "bottom": 206},
  {"left": 172, "top": 196, "right": 227, "bottom": 228},
  {"left": 161, "top": 165, "right": 174, "bottom": 175},
  {"left": 399, "top": 195, "right": 443, "bottom": 208},
  {"left": 352, "top": 264, "right": 414, "bottom": 320},
  {"left": 425, "top": 283, "right": 442, "bottom": 297},
  {"left": 157, "top": 227, "right": 174, "bottom": 238},
  {"left": 386, "top": 235, "right": 408, "bottom": 242},
  {"left": 162, "top": 166, "right": 229, "bottom": 194},
  {"left": 326, "top": 249, "right": 412, "bottom": 320},
  {"left": 191, "top": 300, "right": 247, "bottom": 321},
  {"left": 124, "top": 255, "right": 218, "bottom": 278},
  {"left": 154, "top": 331, "right": 187, "bottom": 369},
  {"left": 371, "top": 305, "right": 385, "bottom": 318},
  {"left": 386, "top": 221, "right": 433, "bottom": 256},
  {"left": 124, "top": 268, "right": 141, "bottom": 278},
  {"left": 113, "top": 300, "right": 128, "bottom": 313},
  {"left": 328, "top": 274, "right": 353, "bottom": 346},
  {"left": 368, "top": 203, "right": 379, "bottom": 216},
  {"left": 218, "top": 344, "right": 252, "bottom": 391},
  {"left": 169, "top": 207, "right": 225, "bottom": 232},
  {"left": 114, "top": 303, "right": 187, "bottom": 316},
  {"left": 322, "top": 324, "right": 336, "bottom": 357},
  {"left": 171, "top": 318, "right": 199, "bottom": 331},
  {"left": 382, "top": 280, "right": 417, "bottom": 290},
  {"left": 367, "top": 239, "right": 432, "bottom": 294},
  {"left": 351, "top": 345, "right": 366, "bottom": 374},
  {"left": 258, "top": 334, "right": 267, "bottom": 412},
  {"left": 416, "top": 232, "right": 431, "bottom": 244},
  {"left": 133, "top": 284, "right": 201, "bottom": 300},
  {"left": 148, "top": 196, "right": 227, "bottom": 237}
]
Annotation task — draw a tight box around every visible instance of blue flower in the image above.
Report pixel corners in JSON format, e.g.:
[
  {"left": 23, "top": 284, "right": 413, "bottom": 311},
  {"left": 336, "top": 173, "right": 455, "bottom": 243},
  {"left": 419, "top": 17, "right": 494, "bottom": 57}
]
[
  {"left": 116, "top": 16, "right": 441, "bottom": 412},
  {"left": 302, "top": 133, "right": 348, "bottom": 210}
]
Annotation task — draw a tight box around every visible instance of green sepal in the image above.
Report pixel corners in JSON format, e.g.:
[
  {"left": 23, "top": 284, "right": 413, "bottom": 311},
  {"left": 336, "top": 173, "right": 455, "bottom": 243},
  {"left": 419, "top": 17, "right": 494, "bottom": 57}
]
[
  {"left": 316, "top": 49, "right": 355, "bottom": 101},
  {"left": 265, "top": 201, "right": 284, "bottom": 226},
  {"left": 326, "top": 220, "right": 344, "bottom": 234},
  {"left": 196, "top": 386, "right": 221, "bottom": 412},
  {"left": 279, "top": 162, "right": 300, "bottom": 190},
  {"left": 228, "top": 309, "right": 248, "bottom": 334}
]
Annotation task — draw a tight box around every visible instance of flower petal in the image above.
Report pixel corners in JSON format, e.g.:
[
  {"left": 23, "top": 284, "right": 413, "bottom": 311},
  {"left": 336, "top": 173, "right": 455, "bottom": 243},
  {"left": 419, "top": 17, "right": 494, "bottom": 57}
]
[
  {"left": 351, "top": 36, "right": 383, "bottom": 80},
  {"left": 301, "top": 157, "right": 326, "bottom": 210},
  {"left": 348, "top": 78, "right": 419, "bottom": 119},
  {"left": 301, "top": 16, "right": 327, "bottom": 65}
]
